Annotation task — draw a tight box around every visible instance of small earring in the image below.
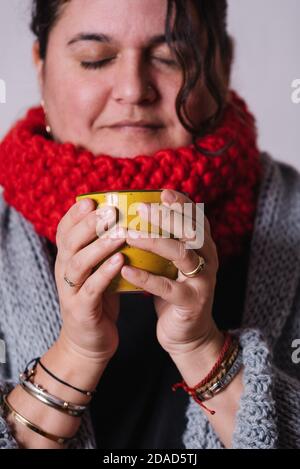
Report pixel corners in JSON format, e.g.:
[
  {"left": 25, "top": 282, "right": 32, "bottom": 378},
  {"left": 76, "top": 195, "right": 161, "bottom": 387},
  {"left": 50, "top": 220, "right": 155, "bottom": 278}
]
[{"left": 41, "top": 100, "right": 52, "bottom": 135}]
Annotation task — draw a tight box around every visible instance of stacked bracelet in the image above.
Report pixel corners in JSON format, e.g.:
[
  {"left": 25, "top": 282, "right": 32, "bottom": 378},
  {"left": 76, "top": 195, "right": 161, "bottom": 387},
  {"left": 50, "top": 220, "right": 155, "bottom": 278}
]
[
  {"left": 197, "top": 339, "right": 240, "bottom": 394},
  {"left": 19, "top": 371, "right": 88, "bottom": 417},
  {"left": 2, "top": 394, "right": 73, "bottom": 445},
  {"left": 24, "top": 357, "right": 96, "bottom": 397},
  {"left": 0, "top": 355, "right": 97, "bottom": 445},
  {"left": 195, "top": 348, "right": 243, "bottom": 401},
  {"left": 172, "top": 332, "right": 243, "bottom": 415}
]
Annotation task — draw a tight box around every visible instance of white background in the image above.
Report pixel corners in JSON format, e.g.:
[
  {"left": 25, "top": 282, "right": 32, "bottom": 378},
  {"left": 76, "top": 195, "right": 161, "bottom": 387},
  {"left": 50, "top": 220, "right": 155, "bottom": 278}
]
[{"left": 0, "top": 0, "right": 299, "bottom": 169}]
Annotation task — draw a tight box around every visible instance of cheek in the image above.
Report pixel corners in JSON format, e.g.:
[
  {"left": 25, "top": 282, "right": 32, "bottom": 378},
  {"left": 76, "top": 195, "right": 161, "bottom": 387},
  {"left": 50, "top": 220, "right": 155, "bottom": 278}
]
[
  {"left": 158, "top": 75, "right": 182, "bottom": 121},
  {"left": 44, "top": 60, "right": 108, "bottom": 127},
  {"left": 64, "top": 80, "right": 108, "bottom": 120}
]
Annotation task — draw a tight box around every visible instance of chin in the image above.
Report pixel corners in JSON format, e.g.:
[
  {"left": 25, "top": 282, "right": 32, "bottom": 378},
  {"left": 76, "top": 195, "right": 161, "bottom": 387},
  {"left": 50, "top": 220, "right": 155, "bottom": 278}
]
[
  {"left": 90, "top": 141, "right": 166, "bottom": 159},
  {"left": 84, "top": 127, "right": 176, "bottom": 158}
]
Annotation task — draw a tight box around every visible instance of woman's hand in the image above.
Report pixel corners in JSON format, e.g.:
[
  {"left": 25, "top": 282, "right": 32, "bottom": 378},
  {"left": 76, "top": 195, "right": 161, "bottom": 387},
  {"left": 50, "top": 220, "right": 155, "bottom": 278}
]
[
  {"left": 54, "top": 198, "right": 127, "bottom": 365},
  {"left": 121, "top": 189, "right": 222, "bottom": 358}
]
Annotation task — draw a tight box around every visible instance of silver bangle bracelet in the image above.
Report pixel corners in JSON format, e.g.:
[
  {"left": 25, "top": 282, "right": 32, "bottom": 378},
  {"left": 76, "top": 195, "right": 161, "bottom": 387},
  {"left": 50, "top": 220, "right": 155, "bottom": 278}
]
[
  {"left": 196, "top": 347, "right": 244, "bottom": 402},
  {"left": 19, "top": 372, "right": 88, "bottom": 417}
]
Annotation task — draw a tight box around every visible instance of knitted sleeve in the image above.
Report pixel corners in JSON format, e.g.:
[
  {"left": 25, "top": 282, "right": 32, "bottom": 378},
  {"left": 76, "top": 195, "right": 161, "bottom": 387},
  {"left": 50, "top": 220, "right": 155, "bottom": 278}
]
[
  {"left": 231, "top": 328, "right": 279, "bottom": 448},
  {"left": 183, "top": 328, "right": 300, "bottom": 449},
  {"left": 0, "top": 380, "right": 19, "bottom": 449}
]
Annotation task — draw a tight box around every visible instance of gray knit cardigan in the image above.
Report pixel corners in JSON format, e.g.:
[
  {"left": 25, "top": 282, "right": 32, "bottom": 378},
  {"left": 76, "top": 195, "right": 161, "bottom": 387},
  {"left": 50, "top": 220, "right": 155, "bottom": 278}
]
[{"left": 0, "top": 152, "right": 300, "bottom": 449}]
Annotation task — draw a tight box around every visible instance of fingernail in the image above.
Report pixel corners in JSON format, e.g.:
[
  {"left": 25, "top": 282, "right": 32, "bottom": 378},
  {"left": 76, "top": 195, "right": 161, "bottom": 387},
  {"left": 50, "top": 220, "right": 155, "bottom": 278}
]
[
  {"left": 164, "top": 190, "right": 176, "bottom": 204},
  {"left": 105, "top": 225, "right": 127, "bottom": 239},
  {"left": 110, "top": 253, "right": 121, "bottom": 265},
  {"left": 98, "top": 206, "right": 115, "bottom": 220},
  {"left": 122, "top": 266, "right": 136, "bottom": 278},
  {"left": 115, "top": 227, "right": 127, "bottom": 238},
  {"left": 78, "top": 199, "right": 92, "bottom": 213}
]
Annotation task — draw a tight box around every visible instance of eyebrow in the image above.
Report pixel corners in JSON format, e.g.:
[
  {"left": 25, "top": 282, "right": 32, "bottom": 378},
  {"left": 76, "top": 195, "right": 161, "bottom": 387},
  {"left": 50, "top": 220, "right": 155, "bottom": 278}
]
[{"left": 67, "top": 33, "right": 168, "bottom": 47}]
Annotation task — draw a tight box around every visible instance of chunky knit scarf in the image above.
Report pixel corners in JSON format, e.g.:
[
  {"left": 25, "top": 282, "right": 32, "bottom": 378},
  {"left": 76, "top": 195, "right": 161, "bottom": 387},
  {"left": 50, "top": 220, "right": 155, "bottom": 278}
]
[{"left": 0, "top": 90, "right": 262, "bottom": 264}]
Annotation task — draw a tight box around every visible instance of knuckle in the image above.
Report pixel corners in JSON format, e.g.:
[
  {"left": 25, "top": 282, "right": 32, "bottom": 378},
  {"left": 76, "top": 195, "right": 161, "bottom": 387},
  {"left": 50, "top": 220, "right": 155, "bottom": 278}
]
[
  {"left": 82, "top": 280, "right": 98, "bottom": 298},
  {"left": 69, "top": 254, "right": 82, "bottom": 273},
  {"left": 86, "top": 211, "right": 97, "bottom": 230},
  {"left": 138, "top": 269, "right": 150, "bottom": 286},
  {"left": 70, "top": 205, "right": 80, "bottom": 223},
  {"left": 56, "top": 223, "right": 64, "bottom": 246},
  {"left": 90, "top": 238, "right": 103, "bottom": 257},
  {"left": 100, "top": 265, "right": 112, "bottom": 282},
  {"left": 178, "top": 241, "right": 190, "bottom": 262},
  {"left": 160, "top": 277, "right": 172, "bottom": 297},
  {"left": 64, "top": 236, "right": 78, "bottom": 253},
  {"left": 176, "top": 310, "right": 195, "bottom": 322}
]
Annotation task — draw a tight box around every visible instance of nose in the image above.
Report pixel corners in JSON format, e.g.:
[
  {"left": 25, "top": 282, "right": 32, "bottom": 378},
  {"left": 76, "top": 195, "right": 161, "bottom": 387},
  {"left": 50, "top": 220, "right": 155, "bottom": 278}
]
[{"left": 112, "top": 53, "right": 157, "bottom": 105}]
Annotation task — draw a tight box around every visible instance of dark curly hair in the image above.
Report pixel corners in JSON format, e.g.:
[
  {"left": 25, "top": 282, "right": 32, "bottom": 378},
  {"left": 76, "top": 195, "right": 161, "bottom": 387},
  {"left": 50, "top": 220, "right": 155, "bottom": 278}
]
[{"left": 30, "top": 0, "right": 233, "bottom": 154}]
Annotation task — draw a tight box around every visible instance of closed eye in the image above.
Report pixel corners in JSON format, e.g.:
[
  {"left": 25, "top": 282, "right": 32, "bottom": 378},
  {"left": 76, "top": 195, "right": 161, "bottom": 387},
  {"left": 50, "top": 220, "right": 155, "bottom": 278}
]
[
  {"left": 80, "top": 56, "right": 178, "bottom": 70},
  {"left": 80, "top": 57, "right": 115, "bottom": 70},
  {"left": 151, "top": 56, "right": 178, "bottom": 67}
]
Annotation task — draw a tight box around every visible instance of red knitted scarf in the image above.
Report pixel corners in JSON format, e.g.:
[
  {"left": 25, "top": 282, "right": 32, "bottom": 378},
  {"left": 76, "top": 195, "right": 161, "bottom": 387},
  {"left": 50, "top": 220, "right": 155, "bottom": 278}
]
[{"left": 0, "top": 90, "right": 262, "bottom": 265}]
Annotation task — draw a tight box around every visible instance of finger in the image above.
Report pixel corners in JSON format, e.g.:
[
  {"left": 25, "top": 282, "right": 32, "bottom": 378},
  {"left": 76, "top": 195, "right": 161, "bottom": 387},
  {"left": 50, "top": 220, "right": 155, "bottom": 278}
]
[
  {"left": 57, "top": 206, "right": 118, "bottom": 262},
  {"left": 56, "top": 198, "right": 96, "bottom": 240},
  {"left": 95, "top": 205, "right": 119, "bottom": 238},
  {"left": 78, "top": 251, "right": 125, "bottom": 307},
  {"left": 121, "top": 265, "right": 190, "bottom": 305},
  {"left": 126, "top": 230, "right": 208, "bottom": 275},
  {"left": 137, "top": 202, "right": 206, "bottom": 250},
  {"left": 159, "top": 192, "right": 219, "bottom": 274},
  {"left": 161, "top": 189, "right": 211, "bottom": 236},
  {"left": 62, "top": 225, "right": 127, "bottom": 295}
]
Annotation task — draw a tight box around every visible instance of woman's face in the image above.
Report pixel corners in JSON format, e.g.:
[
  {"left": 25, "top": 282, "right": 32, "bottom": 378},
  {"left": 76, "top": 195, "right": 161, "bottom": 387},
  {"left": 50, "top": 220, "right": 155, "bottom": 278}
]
[{"left": 34, "top": 0, "right": 225, "bottom": 158}]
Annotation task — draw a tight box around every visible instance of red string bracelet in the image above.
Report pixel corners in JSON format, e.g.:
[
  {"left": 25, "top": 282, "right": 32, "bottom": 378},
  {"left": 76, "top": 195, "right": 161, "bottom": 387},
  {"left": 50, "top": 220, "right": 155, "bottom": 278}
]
[{"left": 171, "top": 332, "right": 232, "bottom": 415}]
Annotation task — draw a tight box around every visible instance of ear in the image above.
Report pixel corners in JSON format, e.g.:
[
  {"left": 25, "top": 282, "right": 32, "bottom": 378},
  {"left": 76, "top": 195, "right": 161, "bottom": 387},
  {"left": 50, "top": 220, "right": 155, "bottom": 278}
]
[{"left": 32, "top": 40, "right": 45, "bottom": 96}]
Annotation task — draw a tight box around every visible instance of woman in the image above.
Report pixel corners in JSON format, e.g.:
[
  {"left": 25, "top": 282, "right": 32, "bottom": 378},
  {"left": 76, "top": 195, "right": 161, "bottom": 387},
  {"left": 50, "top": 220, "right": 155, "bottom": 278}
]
[{"left": 0, "top": 0, "right": 299, "bottom": 449}]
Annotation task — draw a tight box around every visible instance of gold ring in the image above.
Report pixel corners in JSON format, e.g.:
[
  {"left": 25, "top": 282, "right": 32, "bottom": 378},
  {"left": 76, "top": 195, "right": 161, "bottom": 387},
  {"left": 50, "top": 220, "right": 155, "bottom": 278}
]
[
  {"left": 179, "top": 255, "right": 206, "bottom": 278},
  {"left": 64, "top": 274, "right": 82, "bottom": 288}
]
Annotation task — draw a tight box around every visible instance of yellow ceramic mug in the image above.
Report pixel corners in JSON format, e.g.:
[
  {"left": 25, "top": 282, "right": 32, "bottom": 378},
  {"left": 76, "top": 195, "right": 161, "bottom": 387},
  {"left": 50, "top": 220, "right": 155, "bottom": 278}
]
[{"left": 76, "top": 190, "right": 178, "bottom": 293}]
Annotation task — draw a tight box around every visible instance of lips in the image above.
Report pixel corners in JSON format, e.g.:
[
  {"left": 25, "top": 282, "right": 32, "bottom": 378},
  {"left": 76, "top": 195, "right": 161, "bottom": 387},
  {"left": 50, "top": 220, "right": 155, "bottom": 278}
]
[
  {"left": 111, "top": 124, "right": 160, "bottom": 129},
  {"left": 105, "top": 120, "right": 164, "bottom": 129},
  {"left": 106, "top": 125, "right": 161, "bottom": 133}
]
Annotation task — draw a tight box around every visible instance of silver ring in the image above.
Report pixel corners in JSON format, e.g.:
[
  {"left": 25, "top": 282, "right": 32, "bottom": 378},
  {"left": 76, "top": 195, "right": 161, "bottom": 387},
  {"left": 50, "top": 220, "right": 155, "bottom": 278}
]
[
  {"left": 64, "top": 274, "right": 82, "bottom": 288},
  {"left": 179, "top": 255, "right": 206, "bottom": 278}
]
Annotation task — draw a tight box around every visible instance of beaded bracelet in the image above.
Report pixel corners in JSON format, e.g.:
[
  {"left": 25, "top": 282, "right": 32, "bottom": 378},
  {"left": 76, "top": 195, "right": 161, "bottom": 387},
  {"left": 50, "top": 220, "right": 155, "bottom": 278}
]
[
  {"left": 195, "top": 348, "right": 243, "bottom": 401},
  {"left": 197, "top": 340, "right": 240, "bottom": 394},
  {"left": 172, "top": 332, "right": 242, "bottom": 415}
]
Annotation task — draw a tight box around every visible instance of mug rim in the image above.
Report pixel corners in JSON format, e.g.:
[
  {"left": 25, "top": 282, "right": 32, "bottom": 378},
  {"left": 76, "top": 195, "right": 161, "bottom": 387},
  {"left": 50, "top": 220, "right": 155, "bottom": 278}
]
[{"left": 77, "top": 189, "right": 164, "bottom": 197}]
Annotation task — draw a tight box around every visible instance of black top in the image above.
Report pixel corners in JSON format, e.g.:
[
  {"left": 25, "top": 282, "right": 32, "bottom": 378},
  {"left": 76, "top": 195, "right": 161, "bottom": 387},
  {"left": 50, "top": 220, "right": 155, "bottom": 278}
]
[
  {"left": 46, "top": 236, "right": 251, "bottom": 449},
  {"left": 88, "top": 239, "right": 251, "bottom": 449}
]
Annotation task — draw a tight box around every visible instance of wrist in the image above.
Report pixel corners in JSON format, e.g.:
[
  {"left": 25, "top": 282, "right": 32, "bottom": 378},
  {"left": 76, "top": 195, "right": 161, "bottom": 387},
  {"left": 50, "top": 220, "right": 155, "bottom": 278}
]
[
  {"left": 57, "top": 328, "right": 112, "bottom": 370},
  {"left": 169, "top": 325, "right": 225, "bottom": 388},
  {"left": 33, "top": 337, "right": 109, "bottom": 406}
]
